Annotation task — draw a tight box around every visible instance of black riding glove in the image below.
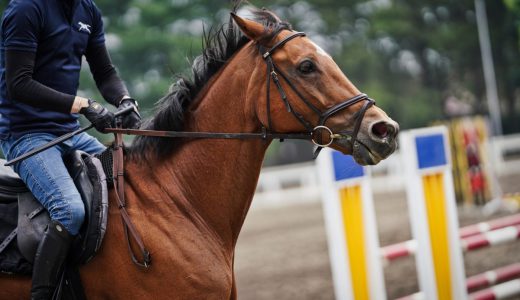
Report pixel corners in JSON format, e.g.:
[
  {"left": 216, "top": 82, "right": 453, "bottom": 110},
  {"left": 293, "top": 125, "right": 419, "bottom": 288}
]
[
  {"left": 117, "top": 98, "right": 141, "bottom": 129},
  {"left": 79, "top": 99, "right": 115, "bottom": 133}
]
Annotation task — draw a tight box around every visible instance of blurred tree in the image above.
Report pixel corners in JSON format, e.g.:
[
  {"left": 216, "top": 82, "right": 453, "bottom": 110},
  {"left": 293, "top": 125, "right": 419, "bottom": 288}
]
[{"left": 1, "top": 0, "right": 519, "bottom": 156}]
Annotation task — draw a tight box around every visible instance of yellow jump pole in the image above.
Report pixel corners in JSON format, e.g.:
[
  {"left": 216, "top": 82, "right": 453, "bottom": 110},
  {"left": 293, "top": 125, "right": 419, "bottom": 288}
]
[
  {"left": 317, "top": 149, "right": 385, "bottom": 300},
  {"left": 400, "top": 126, "right": 467, "bottom": 300}
]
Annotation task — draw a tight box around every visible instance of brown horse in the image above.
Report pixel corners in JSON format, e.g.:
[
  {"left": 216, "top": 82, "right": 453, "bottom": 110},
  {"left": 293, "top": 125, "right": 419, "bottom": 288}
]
[{"left": 0, "top": 7, "right": 398, "bottom": 300}]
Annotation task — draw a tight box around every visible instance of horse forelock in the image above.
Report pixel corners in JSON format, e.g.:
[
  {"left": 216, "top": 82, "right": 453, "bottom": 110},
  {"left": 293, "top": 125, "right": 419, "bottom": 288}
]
[{"left": 129, "top": 4, "right": 293, "bottom": 160}]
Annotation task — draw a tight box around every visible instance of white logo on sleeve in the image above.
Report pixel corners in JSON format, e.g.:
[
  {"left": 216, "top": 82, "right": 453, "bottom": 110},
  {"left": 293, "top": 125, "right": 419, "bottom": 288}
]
[{"left": 78, "top": 22, "right": 92, "bottom": 34}]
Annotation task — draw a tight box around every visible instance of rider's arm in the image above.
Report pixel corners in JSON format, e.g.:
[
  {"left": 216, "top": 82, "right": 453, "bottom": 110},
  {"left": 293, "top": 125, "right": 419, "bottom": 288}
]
[
  {"left": 85, "top": 43, "right": 141, "bottom": 129},
  {"left": 4, "top": 44, "right": 129, "bottom": 114},
  {"left": 84, "top": 43, "right": 130, "bottom": 107},
  {"left": 3, "top": 1, "right": 79, "bottom": 114},
  {"left": 5, "top": 49, "right": 76, "bottom": 113}
]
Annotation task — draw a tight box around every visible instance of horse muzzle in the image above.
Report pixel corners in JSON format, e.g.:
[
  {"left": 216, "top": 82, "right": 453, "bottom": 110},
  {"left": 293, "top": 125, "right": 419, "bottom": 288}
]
[
  {"left": 358, "top": 120, "right": 399, "bottom": 165},
  {"left": 333, "top": 119, "right": 399, "bottom": 166}
]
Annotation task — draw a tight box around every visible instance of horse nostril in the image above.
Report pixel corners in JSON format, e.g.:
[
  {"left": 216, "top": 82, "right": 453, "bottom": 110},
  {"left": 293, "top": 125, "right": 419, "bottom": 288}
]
[
  {"left": 371, "top": 121, "right": 399, "bottom": 140},
  {"left": 371, "top": 122, "right": 389, "bottom": 138}
]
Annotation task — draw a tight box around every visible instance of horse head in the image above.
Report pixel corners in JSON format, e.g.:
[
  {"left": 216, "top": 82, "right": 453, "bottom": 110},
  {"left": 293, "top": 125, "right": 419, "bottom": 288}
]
[{"left": 232, "top": 11, "right": 398, "bottom": 165}]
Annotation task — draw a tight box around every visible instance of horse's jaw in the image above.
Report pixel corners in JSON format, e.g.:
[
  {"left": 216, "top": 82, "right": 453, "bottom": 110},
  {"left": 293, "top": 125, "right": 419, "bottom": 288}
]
[{"left": 331, "top": 135, "right": 398, "bottom": 166}]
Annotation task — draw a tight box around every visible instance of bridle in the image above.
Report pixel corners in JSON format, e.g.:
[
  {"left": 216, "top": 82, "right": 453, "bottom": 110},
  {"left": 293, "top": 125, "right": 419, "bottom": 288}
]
[
  {"left": 260, "top": 31, "right": 375, "bottom": 155},
  {"left": 106, "top": 30, "right": 375, "bottom": 157}
]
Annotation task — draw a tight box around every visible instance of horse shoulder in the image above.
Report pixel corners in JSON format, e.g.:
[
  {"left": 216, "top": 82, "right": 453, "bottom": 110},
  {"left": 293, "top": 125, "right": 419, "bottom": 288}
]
[{"left": 80, "top": 174, "right": 234, "bottom": 298}]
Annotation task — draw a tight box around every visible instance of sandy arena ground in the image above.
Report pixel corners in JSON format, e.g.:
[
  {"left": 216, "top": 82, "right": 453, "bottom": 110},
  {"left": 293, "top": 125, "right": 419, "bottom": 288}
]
[{"left": 234, "top": 174, "right": 520, "bottom": 299}]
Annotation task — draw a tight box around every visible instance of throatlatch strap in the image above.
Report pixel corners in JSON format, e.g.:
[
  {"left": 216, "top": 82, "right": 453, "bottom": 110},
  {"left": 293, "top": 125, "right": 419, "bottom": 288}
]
[{"left": 112, "top": 130, "right": 151, "bottom": 268}]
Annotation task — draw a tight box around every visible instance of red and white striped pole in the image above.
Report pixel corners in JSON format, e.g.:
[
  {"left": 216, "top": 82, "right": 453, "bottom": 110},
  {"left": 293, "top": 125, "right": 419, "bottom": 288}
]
[
  {"left": 461, "top": 224, "right": 520, "bottom": 252},
  {"left": 467, "top": 263, "right": 520, "bottom": 292},
  {"left": 380, "top": 240, "right": 417, "bottom": 264},
  {"left": 381, "top": 215, "right": 520, "bottom": 263},
  {"left": 469, "top": 279, "right": 520, "bottom": 300},
  {"left": 460, "top": 214, "right": 520, "bottom": 239},
  {"left": 397, "top": 263, "right": 520, "bottom": 300}
]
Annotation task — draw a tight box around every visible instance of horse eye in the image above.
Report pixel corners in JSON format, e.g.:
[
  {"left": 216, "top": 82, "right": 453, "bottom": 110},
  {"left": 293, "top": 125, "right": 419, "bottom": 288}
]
[{"left": 298, "top": 60, "right": 316, "bottom": 74}]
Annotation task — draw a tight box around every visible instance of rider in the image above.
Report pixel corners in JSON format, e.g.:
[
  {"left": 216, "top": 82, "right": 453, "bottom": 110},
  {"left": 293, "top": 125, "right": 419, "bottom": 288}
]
[{"left": 0, "top": 0, "right": 141, "bottom": 298}]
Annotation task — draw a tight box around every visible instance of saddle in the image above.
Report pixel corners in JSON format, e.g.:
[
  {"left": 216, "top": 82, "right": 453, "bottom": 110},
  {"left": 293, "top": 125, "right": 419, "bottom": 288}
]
[
  {"left": 0, "top": 131, "right": 150, "bottom": 299},
  {"left": 0, "top": 151, "right": 108, "bottom": 275}
]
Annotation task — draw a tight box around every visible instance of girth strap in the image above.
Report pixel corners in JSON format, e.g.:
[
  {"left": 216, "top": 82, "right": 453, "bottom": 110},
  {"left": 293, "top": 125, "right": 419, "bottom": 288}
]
[
  {"left": 112, "top": 129, "right": 151, "bottom": 268},
  {"left": 0, "top": 228, "right": 17, "bottom": 254}
]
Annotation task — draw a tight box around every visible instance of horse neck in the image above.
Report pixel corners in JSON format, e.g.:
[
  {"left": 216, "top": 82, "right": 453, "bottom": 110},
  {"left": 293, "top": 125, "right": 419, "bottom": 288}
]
[{"left": 137, "top": 44, "right": 269, "bottom": 248}]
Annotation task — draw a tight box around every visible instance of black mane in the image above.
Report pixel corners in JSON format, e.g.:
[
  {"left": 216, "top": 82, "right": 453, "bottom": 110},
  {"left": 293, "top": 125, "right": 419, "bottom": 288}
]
[{"left": 129, "top": 4, "right": 292, "bottom": 160}]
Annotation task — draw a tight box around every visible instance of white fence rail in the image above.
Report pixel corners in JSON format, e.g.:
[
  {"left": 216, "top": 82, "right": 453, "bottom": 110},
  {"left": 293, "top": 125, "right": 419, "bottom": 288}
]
[
  {"left": 488, "top": 133, "right": 520, "bottom": 176},
  {"left": 253, "top": 134, "right": 520, "bottom": 207}
]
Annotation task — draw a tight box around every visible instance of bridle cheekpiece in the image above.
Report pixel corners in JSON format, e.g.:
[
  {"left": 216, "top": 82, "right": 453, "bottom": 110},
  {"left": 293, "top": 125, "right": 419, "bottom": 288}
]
[{"left": 259, "top": 30, "right": 375, "bottom": 156}]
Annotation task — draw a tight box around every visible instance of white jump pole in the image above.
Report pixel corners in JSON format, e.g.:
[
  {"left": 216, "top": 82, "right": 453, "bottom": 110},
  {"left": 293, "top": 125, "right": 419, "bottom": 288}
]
[
  {"left": 316, "top": 148, "right": 385, "bottom": 300},
  {"left": 400, "top": 126, "right": 467, "bottom": 300}
]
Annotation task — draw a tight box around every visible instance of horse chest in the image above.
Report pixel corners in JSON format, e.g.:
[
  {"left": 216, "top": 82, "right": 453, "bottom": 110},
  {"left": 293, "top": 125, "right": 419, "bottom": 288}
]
[{"left": 81, "top": 210, "right": 234, "bottom": 299}]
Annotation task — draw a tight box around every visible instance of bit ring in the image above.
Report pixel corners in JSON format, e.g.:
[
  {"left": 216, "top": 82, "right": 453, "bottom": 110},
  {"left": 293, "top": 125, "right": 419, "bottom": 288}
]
[{"left": 311, "top": 126, "right": 335, "bottom": 147}]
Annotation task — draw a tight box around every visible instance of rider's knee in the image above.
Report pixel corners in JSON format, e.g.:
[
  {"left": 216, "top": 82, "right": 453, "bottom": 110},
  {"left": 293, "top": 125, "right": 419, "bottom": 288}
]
[
  {"left": 66, "top": 197, "right": 85, "bottom": 235},
  {"left": 49, "top": 195, "right": 85, "bottom": 236}
]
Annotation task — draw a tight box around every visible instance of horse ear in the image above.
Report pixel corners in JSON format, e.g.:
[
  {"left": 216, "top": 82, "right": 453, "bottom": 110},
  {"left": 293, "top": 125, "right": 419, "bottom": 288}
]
[{"left": 231, "top": 13, "right": 265, "bottom": 43}]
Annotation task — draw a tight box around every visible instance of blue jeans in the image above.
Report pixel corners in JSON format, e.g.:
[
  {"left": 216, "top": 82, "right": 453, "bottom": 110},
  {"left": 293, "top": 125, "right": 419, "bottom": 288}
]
[{"left": 0, "top": 132, "right": 106, "bottom": 235}]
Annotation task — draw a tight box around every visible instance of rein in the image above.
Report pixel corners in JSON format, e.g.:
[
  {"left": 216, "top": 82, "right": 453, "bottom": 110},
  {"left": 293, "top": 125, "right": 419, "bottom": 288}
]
[
  {"left": 105, "top": 128, "right": 311, "bottom": 141},
  {"left": 108, "top": 31, "right": 376, "bottom": 157},
  {"left": 112, "top": 128, "right": 151, "bottom": 268}
]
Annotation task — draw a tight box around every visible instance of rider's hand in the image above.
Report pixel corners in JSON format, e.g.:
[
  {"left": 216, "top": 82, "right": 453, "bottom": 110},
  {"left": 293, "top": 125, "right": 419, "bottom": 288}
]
[
  {"left": 117, "top": 98, "right": 141, "bottom": 129},
  {"left": 79, "top": 99, "right": 115, "bottom": 133}
]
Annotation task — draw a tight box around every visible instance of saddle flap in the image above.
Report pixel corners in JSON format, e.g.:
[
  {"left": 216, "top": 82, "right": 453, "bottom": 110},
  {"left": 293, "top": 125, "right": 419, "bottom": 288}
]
[
  {"left": 65, "top": 151, "right": 109, "bottom": 264},
  {"left": 13, "top": 150, "right": 108, "bottom": 266},
  {"left": 0, "top": 197, "right": 33, "bottom": 275},
  {"left": 17, "top": 192, "right": 50, "bottom": 263}
]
